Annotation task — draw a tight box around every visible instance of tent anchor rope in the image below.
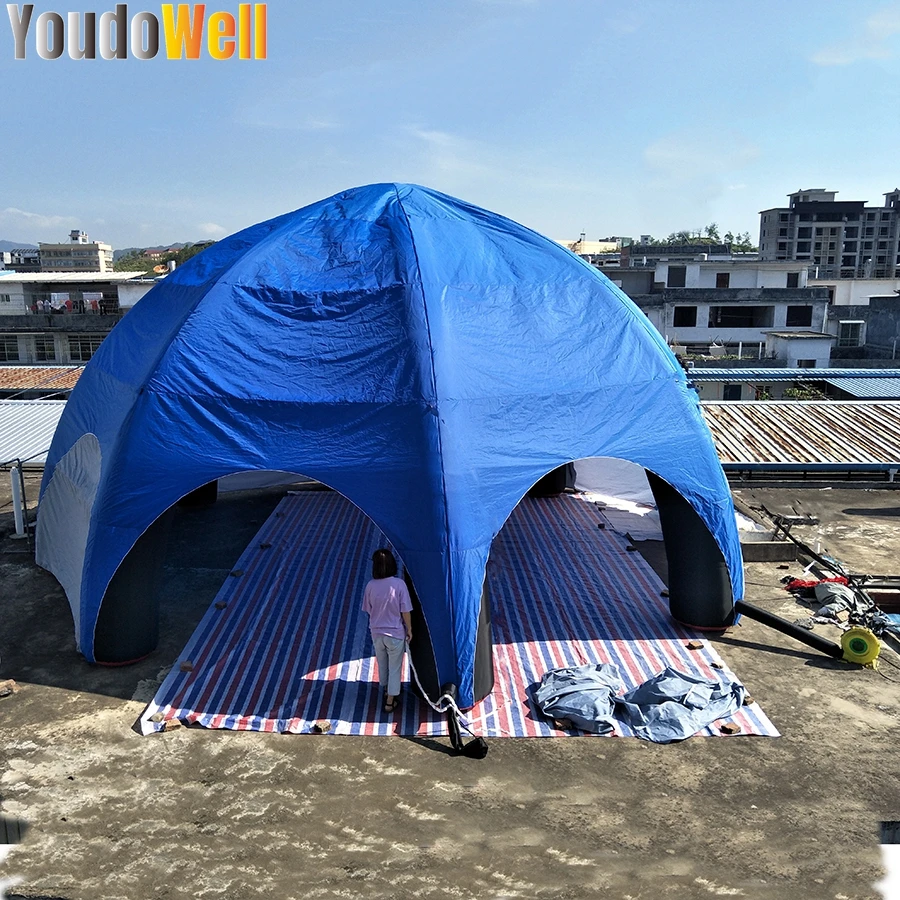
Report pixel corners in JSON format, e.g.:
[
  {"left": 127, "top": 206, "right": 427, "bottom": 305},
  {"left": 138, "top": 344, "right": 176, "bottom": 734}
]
[{"left": 405, "top": 641, "right": 488, "bottom": 758}]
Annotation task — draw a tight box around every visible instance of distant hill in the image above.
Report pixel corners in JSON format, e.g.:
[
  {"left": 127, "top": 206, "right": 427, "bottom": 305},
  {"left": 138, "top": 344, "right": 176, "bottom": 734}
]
[
  {"left": 113, "top": 243, "right": 188, "bottom": 262},
  {"left": 114, "top": 241, "right": 217, "bottom": 273},
  {"left": 0, "top": 240, "right": 38, "bottom": 251}
]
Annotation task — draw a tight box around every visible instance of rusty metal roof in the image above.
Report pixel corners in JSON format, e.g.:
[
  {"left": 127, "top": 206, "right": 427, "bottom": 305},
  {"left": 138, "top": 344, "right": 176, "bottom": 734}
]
[
  {"left": 701, "top": 400, "right": 900, "bottom": 470},
  {"left": 0, "top": 366, "right": 82, "bottom": 394}
]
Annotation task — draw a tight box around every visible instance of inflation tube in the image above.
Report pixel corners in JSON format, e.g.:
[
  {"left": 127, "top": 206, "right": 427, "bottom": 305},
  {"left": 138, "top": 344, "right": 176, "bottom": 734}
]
[{"left": 733, "top": 600, "right": 843, "bottom": 659}]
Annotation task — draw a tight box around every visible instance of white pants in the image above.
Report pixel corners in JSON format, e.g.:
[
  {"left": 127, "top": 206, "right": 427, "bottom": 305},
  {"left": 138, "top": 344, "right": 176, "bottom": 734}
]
[{"left": 372, "top": 634, "right": 406, "bottom": 697}]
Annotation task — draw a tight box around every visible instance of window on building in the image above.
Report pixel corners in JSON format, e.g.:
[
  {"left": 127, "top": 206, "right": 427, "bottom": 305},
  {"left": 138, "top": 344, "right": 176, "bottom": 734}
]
[
  {"left": 843, "top": 241, "right": 857, "bottom": 251},
  {"left": 667, "top": 266, "right": 686, "bottom": 288},
  {"left": 708, "top": 306, "right": 775, "bottom": 328},
  {"left": 786, "top": 272, "right": 800, "bottom": 288},
  {"left": 780, "top": 213, "right": 790, "bottom": 222},
  {"left": 715, "top": 272, "right": 730, "bottom": 289},
  {"left": 0, "top": 293, "right": 10, "bottom": 303},
  {"left": 673, "top": 306, "right": 698, "bottom": 327},
  {"left": 34, "top": 336, "right": 56, "bottom": 362},
  {"left": 797, "top": 242, "right": 811, "bottom": 252},
  {"left": 799, "top": 213, "right": 813, "bottom": 221},
  {"left": 722, "top": 384, "right": 742, "bottom": 401},
  {"left": 785, "top": 305, "right": 813, "bottom": 326},
  {"left": 797, "top": 227, "right": 812, "bottom": 238},
  {"left": 754, "top": 385, "right": 770, "bottom": 400},
  {"left": 867, "top": 212, "right": 876, "bottom": 220},
  {"left": 777, "top": 242, "right": 788, "bottom": 252},
  {"left": 842, "top": 256, "right": 856, "bottom": 267},
  {"left": 838, "top": 321, "right": 864, "bottom": 348},
  {"left": 0, "top": 336, "right": 20, "bottom": 361},
  {"left": 796, "top": 359, "right": 816, "bottom": 368},
  {"left": 67, "top": 335, "right": 104, "bottom": 362},
  {"left": 845, "top": 227, "right": 859, "bottom": 238}
]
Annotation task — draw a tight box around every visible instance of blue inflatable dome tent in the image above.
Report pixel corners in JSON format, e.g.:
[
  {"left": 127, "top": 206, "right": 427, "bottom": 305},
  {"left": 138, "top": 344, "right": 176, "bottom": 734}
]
[{"left": 36, "top": 184, "right": 743, "bottom": 709}]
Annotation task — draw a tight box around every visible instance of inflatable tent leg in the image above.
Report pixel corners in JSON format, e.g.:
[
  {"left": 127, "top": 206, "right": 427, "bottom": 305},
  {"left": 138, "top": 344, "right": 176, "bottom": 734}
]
[
  {"left": 178, "top": 480, "right": 218, "bottom": 507},
  {"left": 93, "top": 507, "right": 175, "bottom": 664},
  {"left": 646, "top": 471, "right": 734, "bottom": 630},
  {"left": 405, "top": 571, "right": 494, "bottom": 706},
  {"left": 528, "top": 463, "right": 574, "bottom": 498},
  {"left": 472, "top": 576, "right": 495, "bottom": 704}
]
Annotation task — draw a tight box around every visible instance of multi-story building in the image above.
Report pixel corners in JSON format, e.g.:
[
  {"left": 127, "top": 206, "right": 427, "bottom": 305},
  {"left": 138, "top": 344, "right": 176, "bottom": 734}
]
[
  {"left": 0, "top": 271, "right": 159, "bottom": 365},
  {"left": 598, "top": 254, "right": 827, "bottom": 359},
  {"left": 759, "top": 188, "right": 900, "bottom": 280},
  {"left": 1, "top": 248, "right": 40, "bottom": 272},
  {"left": 39, "top": 230, "right": 114, "bottom": 273}
]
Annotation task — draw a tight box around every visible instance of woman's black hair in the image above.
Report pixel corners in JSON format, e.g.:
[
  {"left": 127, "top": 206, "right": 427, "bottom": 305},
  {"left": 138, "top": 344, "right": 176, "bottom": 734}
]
[{"left": 371, "top": 548, "right": 398, "bottom": 579}]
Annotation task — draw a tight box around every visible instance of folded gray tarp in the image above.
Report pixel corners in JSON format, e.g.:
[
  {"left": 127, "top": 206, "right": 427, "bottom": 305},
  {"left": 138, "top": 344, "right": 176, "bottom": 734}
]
[
  {"left": 534, "top": 663, "right": 745, "bottom": 743},
  {"left": 533, "top": 663, "right": 623, "bottom": 734}
]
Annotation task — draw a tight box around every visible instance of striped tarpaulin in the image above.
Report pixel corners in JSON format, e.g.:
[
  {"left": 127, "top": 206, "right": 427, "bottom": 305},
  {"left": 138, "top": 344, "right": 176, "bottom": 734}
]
[{"left": 139, "top": 492, "right": 779, "bottom": 739}]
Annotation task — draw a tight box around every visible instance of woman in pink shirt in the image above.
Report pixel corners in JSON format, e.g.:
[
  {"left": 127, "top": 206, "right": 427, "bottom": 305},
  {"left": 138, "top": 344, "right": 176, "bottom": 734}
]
[{"left": 362, "top": 549, "right": 413, "bottom": 713}]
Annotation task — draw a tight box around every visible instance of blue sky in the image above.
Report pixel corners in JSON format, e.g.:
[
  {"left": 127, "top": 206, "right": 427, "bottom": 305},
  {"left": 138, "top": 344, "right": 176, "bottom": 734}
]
[{"left": 2, "top": 0, "right": 900, "bottom": 249}]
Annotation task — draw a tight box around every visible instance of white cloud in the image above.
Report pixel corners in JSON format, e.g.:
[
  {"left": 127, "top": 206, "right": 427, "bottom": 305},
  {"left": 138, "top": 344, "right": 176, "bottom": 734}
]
[
  {"left": 404, "top": 127, "right": 494, "bottom": 180},
  {"left": 197, "top": 222, "right": 228, "bottom": 238},
  {"left": 810, "top": 4, "right": 900, "bottom": 65},
  {"left": 1, "top": 206, "right": 80, "bottom": 234}
]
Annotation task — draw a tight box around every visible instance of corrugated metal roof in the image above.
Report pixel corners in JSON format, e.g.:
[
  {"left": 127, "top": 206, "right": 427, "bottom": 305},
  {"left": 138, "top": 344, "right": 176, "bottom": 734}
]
[
  {"left": 823, "top": 377, "right": 900, "bottom": 399},
  {"left": 0, "top": 366, "right": 82, "bottom": 394},
  {"left": 0, "top": 272, "right": 143, "bottom": 283},
  {"left": 0, "top": 400, "right": 66, "bottom": 467},
  {"left": 6, "top": 393, "right": 899, "bottom": 473},
  {"left": 701, "top": 400, "right": 900, "bottom": 469},
  {"left": 688, "top": 367, "right": 900, "bottom": 381}
]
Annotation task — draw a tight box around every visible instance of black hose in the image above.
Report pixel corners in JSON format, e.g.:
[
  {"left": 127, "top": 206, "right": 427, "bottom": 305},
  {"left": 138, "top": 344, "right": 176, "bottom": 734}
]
[{"left": 734, "top": 600, "right": 844, "bottom": 659}]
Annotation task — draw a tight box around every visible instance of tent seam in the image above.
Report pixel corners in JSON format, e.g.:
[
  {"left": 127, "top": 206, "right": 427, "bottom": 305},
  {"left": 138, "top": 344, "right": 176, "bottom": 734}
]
[{"left": 391, "top": 184, "right": 459, "bottom": 680}]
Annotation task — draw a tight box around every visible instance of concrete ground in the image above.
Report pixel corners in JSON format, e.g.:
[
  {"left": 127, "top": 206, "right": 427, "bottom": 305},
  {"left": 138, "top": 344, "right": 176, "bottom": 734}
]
[{"left": 1, "top": 477, "right": 899, "bottom": 900}]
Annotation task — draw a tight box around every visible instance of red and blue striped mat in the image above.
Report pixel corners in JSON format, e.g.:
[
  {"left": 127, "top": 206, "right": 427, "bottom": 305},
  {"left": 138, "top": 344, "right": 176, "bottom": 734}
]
[{"left": 139, "top": 492, "right": 779, "bottom": 739}]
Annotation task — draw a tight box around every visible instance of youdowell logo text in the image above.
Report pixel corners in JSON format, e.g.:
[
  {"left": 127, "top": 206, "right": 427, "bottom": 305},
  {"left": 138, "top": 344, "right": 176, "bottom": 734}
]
[{"left": 6, "top": 3, "right": 267, "bottom": 60}]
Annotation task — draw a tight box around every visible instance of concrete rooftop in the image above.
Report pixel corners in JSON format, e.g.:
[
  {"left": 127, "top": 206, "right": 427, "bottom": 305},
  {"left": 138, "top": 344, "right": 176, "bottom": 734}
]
[{"left": 1, "top": 474, "right": 899, "bottom": 899}]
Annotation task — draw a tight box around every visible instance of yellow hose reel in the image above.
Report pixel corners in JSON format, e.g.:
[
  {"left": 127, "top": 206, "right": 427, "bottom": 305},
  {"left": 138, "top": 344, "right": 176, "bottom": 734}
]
[{"left": 841, "top": 627, "right": 881, "bottom": 667}]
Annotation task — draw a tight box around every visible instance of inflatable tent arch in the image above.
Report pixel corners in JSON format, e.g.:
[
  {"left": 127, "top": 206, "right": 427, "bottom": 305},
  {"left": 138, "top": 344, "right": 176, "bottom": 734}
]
[{"left": 36, "top": 183, "right": 743, "bottom": 710}]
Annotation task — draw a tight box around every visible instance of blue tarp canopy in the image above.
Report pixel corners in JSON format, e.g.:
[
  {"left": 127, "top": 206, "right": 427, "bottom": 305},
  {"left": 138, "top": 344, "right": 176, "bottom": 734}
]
[{"left": 36, "top": 183, "right": 742, "bottom": 708}]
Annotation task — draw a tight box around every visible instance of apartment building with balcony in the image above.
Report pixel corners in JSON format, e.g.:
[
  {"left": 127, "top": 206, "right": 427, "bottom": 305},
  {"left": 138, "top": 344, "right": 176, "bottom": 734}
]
[
  {"left": 759, "top": 188, "right": 900, "bottom": 280},
  {"left": 0, "top": 271, "right": 158, "bottom": 365},
  {"left": 599, "top": 254, "right": 827, "bottom": 359}
]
